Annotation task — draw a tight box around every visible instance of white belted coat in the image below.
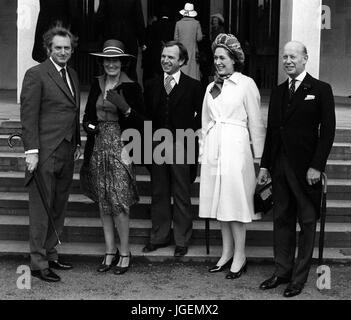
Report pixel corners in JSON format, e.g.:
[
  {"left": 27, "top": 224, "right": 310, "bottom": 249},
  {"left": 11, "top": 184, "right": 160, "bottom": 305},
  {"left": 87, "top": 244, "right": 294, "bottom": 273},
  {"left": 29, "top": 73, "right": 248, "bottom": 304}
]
[{"left": 198, "top": 72, "right": 266, "bottom": 222}]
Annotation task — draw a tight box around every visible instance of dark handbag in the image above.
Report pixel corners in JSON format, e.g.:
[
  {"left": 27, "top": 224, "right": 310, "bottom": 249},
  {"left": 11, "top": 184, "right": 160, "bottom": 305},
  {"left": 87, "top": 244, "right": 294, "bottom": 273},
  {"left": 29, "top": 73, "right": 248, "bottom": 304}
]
[{"left": 254, "top": 181, "right": 273, "bottom": 214}]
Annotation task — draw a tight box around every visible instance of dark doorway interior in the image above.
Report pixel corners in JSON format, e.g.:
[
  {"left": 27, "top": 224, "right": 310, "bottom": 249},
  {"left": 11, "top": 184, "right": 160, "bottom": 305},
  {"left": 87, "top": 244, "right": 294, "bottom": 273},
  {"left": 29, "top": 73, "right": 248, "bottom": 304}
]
[{"left": 225, "top": 0, "right": 281, "bottom": 89}]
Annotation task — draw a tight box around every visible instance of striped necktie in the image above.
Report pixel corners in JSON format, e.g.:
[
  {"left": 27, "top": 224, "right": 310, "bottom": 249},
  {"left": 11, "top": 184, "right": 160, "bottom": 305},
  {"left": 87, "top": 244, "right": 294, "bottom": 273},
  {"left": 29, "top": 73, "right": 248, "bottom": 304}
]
[{"left": 164, "top": 75, "right": 174, "bottom": 95}]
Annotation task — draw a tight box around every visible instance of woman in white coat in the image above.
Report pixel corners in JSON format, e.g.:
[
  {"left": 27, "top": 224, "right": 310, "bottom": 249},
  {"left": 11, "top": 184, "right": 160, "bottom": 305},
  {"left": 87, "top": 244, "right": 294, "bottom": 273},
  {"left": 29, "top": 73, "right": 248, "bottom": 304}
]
[{"left": 199, "top": 34, "right": 266, "bottom": 279}]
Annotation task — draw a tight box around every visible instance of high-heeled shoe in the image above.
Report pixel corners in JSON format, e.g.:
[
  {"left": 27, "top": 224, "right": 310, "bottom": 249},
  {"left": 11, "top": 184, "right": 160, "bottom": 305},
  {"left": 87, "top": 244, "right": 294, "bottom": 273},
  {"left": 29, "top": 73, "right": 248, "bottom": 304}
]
[
  {"left": 208, "top": 257, "right": 233, "bottom": 273},
  {"left": 225, "top": 259, "right": 247, "bottom": 279},
  {"left": 113, "top": 252, "right": 131, "bottom": 275},
  {"left": 97, "top": 250, "right": 119, "bottom": 273}
]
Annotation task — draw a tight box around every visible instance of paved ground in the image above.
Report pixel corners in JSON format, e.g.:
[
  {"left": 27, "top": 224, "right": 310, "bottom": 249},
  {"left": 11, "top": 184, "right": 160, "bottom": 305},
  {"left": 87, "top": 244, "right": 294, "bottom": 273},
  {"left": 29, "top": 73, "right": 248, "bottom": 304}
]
[{"left": 0, "top": 255, "right": 350, "bottom": 300}]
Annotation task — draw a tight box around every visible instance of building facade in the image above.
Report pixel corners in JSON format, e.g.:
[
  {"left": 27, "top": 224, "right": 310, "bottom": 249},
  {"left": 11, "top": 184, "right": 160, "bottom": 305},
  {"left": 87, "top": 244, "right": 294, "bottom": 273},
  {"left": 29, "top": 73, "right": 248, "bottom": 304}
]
[{"left": 0, "top": 0, "right": 350, "bottom": 98}]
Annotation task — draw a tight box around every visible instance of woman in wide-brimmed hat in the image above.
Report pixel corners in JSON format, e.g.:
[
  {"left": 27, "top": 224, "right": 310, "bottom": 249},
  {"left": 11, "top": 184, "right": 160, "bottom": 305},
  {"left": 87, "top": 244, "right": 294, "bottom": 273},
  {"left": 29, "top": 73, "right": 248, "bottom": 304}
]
[
  {"left": 174, "top": 3, "right": 203, "bottom": 80},
  {"left": 210, "top": 13, "right": 225, "bottom": 42},
  {"left": 198, "top": 34, "right": 266, "bottom": 279},
  {"left": 81, "top": 39, "right": 145, "bottom": 275}
]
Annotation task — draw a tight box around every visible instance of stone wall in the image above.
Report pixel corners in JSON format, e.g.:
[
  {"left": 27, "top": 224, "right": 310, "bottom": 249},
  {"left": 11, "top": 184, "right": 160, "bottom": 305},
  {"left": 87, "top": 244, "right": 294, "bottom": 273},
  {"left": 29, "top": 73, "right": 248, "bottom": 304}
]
[{"left": 0, "top": 0, "right": 17, "bottom": 89}]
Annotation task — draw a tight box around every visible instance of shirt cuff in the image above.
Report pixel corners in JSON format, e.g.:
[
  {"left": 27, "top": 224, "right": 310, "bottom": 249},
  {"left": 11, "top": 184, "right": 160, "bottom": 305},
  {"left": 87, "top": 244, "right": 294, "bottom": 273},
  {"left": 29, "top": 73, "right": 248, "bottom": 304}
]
[
  {"left": 124, "top": 108, "right": 132, "bottom": 118},
  {"left": 25, "top": 149, "right": 39, "bottom": 154}
]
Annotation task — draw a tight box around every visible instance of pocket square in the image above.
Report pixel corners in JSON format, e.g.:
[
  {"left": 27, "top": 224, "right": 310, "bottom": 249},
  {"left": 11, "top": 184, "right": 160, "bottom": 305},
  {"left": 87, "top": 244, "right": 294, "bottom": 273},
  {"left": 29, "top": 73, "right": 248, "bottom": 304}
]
[{"left": 304, "top": 95, "right": 315, "bottom": 100}]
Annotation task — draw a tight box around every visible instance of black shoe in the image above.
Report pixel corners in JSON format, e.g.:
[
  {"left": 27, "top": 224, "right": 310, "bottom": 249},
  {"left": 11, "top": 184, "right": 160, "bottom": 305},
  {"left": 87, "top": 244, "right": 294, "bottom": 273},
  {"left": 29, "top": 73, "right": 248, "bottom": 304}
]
[
  {"left": 259, "top": 275, "right": 290, "bottom": 290},
  {"left": 142, "top": 242, "right": 169, "bottom": 253},
  {"left": 48, "top": 260, "right": 73, "bottom": 270},
  {"left": 283, "top": 282, "right": 304, "bottom": 298},
  {"left": 225, "top": 259, "right": 247, "bottom": 279},
  {"left": 174, "top": 246, "right": 188, "bottom": 257},
  {"left": 113, "top": 253, "right": 132, "bottom": 275},
  {"left": 209, "top": 257, "right": 233, "bottom": 273},
  {"left": 97, "top": 250, "right": 119, "bottom": 273},
  {"left": 31, "top": 268, "right": 61, "bottom": 282}
]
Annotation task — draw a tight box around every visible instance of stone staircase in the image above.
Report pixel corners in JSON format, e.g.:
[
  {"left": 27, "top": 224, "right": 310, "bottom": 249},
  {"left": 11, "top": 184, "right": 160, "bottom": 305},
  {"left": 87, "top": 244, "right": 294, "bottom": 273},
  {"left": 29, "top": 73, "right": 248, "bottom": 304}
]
[{"left": 0, "top": 120, "right": 351, "bottom": 262}]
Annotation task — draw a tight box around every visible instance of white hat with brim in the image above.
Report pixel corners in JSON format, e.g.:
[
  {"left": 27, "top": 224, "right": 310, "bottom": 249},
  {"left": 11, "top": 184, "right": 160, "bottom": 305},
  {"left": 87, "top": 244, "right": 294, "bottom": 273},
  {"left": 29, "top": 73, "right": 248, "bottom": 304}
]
[
  {"left": 180, "top": 3, "right": 197, "bottom": 17},
  {"left": 89, "top": 39, "right": 135, "bottom": 59}
]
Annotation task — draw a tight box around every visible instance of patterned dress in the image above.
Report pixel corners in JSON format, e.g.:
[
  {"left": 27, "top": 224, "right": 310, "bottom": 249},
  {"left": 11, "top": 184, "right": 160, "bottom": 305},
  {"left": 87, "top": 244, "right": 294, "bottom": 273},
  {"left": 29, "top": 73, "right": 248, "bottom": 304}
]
[{"left": 85, "top": 77, "right": 139, "bottom": 216}]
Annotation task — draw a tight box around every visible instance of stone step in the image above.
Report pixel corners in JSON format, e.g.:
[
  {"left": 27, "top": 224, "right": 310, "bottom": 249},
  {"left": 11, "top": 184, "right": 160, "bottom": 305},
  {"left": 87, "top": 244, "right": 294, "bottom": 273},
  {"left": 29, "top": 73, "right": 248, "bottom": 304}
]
[
  {"left": 0, "top": 215, "right": 350, "bottom": 248},
  {"left": 1, "top": 154, "right": 351, "bottom": 179},
  {"left": 2, "top": 136, "right": 350, "bottom": 161},
  {"left": 1, "top": 172, "right": 351, "bottom": 201},
  {"left": 1, "top": 240, "right": 350, "bottom": 263},
  {"left": 1, "top": 122, "right": 351, "bottom": 142},
  {"left": 0, "top": 192, "right": 350, "bottom": 222}
]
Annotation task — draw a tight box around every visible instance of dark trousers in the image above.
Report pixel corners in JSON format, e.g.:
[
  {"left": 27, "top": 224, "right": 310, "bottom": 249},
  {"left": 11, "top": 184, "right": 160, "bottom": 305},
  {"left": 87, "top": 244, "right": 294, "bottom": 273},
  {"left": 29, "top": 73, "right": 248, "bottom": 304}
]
[
  {"left": 28, "top": 140, "right": 75, "bottom": 270},
  {"left": 272, "top": 151, "right": 317, "bottom": 285},
  {"left": 150, "top": 161, "right": 193, "bottom": 247}
]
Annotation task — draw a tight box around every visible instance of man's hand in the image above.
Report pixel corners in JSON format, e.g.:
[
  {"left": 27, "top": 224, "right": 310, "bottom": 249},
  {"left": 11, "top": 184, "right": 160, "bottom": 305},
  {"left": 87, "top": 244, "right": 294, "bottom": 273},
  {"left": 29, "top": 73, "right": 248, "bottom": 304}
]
[
  {"left": 26, "top": 153, "right": 39, "bottom": 173},
  {"left": 257, "top": 168, "right": 270, "bottom": 185},
  {"left": 306, "top": 167, "right": 321, "bottom": 186},
  {"left": 105, "top": 89, "right": 130, "bottom": 113},
  {"left": 74, "top": 146, "right": 81, "bottom": 161}
]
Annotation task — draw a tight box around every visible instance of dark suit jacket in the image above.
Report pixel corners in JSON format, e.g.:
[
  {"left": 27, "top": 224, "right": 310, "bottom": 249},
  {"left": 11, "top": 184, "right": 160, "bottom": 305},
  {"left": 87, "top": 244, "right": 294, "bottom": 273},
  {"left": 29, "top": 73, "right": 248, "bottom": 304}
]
[
  {"left": 260, "top": 73, "right": 336, "bottom": 214},
  {"left": 20, "top": 59, "right": 81, "bottom": 183},
  {"left": 144, "top": 72, "right": 203, "bottom": 182},
  {"left": 96, "top": 0, "right": 146, "bottom": 56}
]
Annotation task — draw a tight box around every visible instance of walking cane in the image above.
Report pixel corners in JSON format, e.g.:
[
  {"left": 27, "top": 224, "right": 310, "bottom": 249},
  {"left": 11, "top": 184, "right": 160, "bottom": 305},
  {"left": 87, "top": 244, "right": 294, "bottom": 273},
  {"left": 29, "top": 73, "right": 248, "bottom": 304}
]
[
  {"left": 318, "top": 172, "right": 328, "bottom": 267},
  {"left": 8, "top": 133, "right": 61, "bottom": 245},
  {"left": 205, "top": 218, "right": 210, "bottom": 254}
]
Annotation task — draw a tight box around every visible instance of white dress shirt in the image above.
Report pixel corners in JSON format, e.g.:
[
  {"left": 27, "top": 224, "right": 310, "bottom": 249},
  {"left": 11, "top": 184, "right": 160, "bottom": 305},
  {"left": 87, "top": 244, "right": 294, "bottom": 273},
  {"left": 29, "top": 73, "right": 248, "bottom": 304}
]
[{"left": 164, "top": 70, "right": 181, "bottom": 90}]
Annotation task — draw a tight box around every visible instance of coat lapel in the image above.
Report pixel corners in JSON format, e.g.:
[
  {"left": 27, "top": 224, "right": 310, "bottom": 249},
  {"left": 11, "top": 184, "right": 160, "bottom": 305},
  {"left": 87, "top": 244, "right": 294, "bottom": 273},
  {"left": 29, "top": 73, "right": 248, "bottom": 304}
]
[
  {"left": 276, "top": 81, "right": 287, "bottom": 124},
  {"left": 44, "top": 59, "right": 76, "bottom": 105},
  {"left": 284, "top": 73, "right": 313, "bottom": 122},
  {"left": 67, "top": 67, "right": 80, "bottom": 107},
  {"left": 169, "top": 72, "right": 187, "bottom": 107}
]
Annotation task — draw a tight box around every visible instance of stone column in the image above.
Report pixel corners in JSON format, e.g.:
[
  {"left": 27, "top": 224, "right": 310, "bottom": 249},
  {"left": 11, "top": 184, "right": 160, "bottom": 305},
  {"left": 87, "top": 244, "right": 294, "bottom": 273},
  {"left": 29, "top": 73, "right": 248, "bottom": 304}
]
[
  {"left": 278, "top": 0, "right": 322, "bottom": 84},
  {"left": 17, "top": 0, "right": 40, "bottom": 102}
]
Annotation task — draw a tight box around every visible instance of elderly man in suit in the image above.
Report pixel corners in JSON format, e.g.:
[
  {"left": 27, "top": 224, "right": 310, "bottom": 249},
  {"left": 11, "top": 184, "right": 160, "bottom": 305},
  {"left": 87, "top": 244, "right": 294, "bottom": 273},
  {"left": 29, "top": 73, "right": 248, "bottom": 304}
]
[
  {"left": 257, "top": 41, "right": 335, "bottom": 297},
  {"left": 21, "top": 26, "right": 81, "bottom": 282},
  {"left": 142, "top": 41, "right": 203, "bottom": 257}
]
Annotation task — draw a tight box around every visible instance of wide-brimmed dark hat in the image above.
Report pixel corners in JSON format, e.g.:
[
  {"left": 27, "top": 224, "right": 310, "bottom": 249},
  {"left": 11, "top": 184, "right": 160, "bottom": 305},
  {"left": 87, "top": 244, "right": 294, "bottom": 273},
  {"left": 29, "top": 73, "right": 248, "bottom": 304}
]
[{"left": 90, "top": 39, "right": 135, "bottom": 59}]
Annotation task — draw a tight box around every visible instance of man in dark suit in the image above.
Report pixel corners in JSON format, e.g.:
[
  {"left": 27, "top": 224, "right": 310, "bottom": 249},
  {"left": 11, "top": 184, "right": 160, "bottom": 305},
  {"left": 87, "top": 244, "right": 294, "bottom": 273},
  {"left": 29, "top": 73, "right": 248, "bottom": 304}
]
[
  {"left": 257, "top": 41, "right": 336, "bottom": 297},
  {"left": 21, "top": 26, "right": 81, "bottom": 282},
  {"left": 142, "top": 41, "right": 203, "bottom": 257}
]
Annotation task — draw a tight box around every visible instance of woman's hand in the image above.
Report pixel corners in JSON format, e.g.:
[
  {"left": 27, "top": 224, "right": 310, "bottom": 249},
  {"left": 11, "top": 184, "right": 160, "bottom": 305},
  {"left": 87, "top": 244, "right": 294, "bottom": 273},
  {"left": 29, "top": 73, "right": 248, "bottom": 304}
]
[
  {"left": 257, "top": 168, "right": 270, "bottom": 185},
  {"left": 106, "top": 89, "right": 130, "bottom": 113}
]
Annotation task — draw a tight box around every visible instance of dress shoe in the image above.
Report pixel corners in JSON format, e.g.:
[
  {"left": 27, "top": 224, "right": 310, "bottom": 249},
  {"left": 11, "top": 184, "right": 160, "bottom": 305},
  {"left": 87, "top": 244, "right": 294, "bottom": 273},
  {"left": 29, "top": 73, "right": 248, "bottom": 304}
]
[
  {"left": 142, "top": 242, "right": 169, "bottom": 253},
  {"left": 97, "top": 250, "right": 119, "bottom": 273},
  {"left": 283, "top": 283, "right": 304, "bottom": 298},
  {"left": 208, "top": 258, "right": 233, "bottom": 273},
  {"left": 31, "top": 268, "right": 61, "bottom": 282},
  {"left": 259, "top": 275, "right": 290, "bottom": 290},
  {"left": 174, "top": 246, "right": 188, "bottom": 257},
  {"left": 48, "top": 259, "right": 73, "bottom": 270},
  {"left": 225, "top": 259, "right": 247, "bottom": 279},
  {"left": 113, "top": 252, "right": 132, "bottom": 275}
]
